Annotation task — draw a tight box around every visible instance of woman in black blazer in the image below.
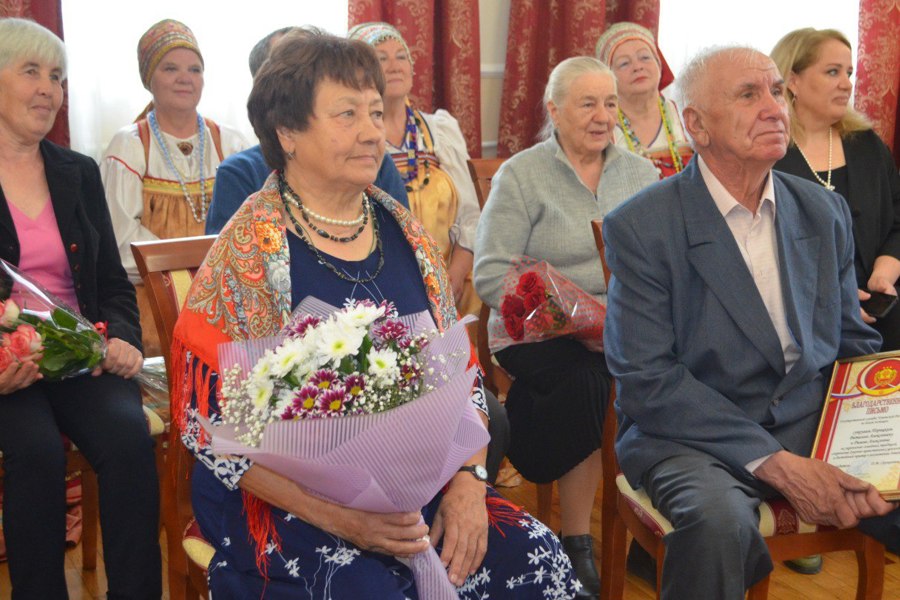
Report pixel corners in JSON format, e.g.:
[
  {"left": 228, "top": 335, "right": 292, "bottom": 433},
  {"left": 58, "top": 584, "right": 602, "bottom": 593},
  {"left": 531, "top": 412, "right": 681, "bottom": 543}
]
[
  {"left": 772, "top": 28, "right": 900, "bottom": 351},
  {"left": 0, "top": 18, "right": 160, "bottom": 598}
]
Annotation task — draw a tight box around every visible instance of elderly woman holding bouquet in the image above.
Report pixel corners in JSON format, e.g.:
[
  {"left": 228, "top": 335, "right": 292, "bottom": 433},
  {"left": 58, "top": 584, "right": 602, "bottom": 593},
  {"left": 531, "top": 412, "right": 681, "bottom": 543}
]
[
  {"left": 474, "top": 56, "right": 658, "bottom": 598},
  {"left": 172, "top": 31, "right": 576, "bottom": 599},
  {"left": 0, "top": 18, "right": 160, "bottom": 599}
]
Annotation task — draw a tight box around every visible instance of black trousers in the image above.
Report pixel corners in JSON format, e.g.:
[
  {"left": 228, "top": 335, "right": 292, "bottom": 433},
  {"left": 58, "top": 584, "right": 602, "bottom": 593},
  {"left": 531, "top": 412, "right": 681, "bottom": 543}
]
[{"left": 0, "top": 373, "right": 161, "bottom": 600}]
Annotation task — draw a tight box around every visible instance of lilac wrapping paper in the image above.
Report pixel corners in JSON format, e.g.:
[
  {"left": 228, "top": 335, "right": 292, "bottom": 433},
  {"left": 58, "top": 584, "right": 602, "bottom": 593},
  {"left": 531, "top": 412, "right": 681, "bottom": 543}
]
[{"left": 203, "top": 300, "right": 487, "bottom": 599}]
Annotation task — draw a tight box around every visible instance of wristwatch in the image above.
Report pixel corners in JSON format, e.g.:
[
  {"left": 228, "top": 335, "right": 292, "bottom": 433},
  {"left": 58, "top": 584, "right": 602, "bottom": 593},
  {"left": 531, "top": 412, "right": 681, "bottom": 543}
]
[{"left": 457, "top": 464, "right": 489, "bottom": 482}]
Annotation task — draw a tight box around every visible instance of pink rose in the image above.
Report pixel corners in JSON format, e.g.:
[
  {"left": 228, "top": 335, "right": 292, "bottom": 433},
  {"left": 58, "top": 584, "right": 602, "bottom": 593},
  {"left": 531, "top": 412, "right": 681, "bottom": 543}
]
[
  {"left": 0, "top": 346, "right": 15, "bottom": 372},
  {"left": 0, "top": 299, "right": 20, "bottom": 328},
  {"left": 4, "top": 325, "right": 42, "bottom": 359}
]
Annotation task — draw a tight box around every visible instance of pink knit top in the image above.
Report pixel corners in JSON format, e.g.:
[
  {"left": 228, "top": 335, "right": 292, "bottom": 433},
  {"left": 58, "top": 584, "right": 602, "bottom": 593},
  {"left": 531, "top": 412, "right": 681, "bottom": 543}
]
[{"left": 8, "top": 199, "right": 80, "bottom": 312}]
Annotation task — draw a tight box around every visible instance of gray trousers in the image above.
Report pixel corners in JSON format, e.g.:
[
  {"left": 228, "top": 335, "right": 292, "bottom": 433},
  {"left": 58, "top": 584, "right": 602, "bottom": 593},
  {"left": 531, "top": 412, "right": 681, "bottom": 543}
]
[{"left": 643, "top": 447, "right": 900, "bottom": 600}]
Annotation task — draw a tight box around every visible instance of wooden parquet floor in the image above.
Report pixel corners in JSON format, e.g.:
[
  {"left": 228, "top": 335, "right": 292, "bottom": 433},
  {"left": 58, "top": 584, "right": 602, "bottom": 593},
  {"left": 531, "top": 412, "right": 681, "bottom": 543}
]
[{"left": 0, "top": 476, "right": 897, "bottom": 599}]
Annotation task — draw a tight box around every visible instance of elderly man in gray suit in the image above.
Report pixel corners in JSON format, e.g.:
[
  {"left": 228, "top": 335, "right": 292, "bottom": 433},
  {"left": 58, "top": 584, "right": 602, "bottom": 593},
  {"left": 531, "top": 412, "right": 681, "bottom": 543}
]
[{"left": 603, "top": 46, "right": 900, "bottom": 599}]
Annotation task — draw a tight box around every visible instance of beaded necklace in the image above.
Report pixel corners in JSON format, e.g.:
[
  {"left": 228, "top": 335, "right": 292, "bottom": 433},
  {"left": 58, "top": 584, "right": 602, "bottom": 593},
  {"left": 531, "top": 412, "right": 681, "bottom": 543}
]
[
  {"left": 280, "top": 176, "right": 370, "bottom": 243},
  {"left": 148, "top": 111, "right": 209, "bottom": 223},
  {"left": 394, "top": 104, "right": 431, "bottom": 192},
  {"left": 618, "top": 96, "right": 684, "bottom": 174},
  {"left": 279, "top": 176, "right": 385, "bottom": 284}
]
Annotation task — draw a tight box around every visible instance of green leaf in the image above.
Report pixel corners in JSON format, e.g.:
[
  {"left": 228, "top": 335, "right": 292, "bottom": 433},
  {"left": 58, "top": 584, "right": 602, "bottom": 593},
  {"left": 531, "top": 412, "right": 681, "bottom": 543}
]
[{"left": 50, "top": 308, "right": 79, "bottom": 330}]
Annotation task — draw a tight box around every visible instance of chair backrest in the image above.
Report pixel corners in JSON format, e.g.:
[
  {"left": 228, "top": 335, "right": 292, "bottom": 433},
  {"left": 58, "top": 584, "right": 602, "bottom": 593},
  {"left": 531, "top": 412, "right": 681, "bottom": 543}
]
[
  {"left": 467, "top": 157, "right": 507, "bottom": 210},
  {"left": 131, "top": 236, "right": 216, "bottom": 377},
  {"left": 466, "top": 158, "right": 509, "bottom": 395}
]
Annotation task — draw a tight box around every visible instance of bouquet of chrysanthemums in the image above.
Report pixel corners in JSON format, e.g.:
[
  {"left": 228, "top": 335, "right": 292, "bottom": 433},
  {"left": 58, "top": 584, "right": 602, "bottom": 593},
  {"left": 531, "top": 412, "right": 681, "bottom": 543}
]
[
  {"left": 204, "top": 297, "right": 488, "bottom": 599},
  {"left": 491, "top": 256, "right": 606, "bottom": 353},
  {"left": 0, "top": 259, "right": 106, "bottom": 380}
]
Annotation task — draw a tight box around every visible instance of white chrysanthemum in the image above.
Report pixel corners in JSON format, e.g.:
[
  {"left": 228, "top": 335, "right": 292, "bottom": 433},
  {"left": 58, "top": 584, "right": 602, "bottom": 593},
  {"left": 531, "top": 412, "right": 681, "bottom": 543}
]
[
  {"left": 250, "top": 350, "right": 276, "bottom": 381},
  {"left": 247, "top": 377, "right": 275, "bottom": 412},
  {"left": 272, "top": 387, "right": 294, "bottom": 413},
  {"left": 270, "top": 337, "right": 312, "bottom": 378},
  {"left": 317, "top": 320, "right": 365, "bottom": 365},
  {"left": 337, "top": 302, "right": 385, "bottom": 328},
  {"left": 367, "top": 348, "right": 400, "bottom": 380}
]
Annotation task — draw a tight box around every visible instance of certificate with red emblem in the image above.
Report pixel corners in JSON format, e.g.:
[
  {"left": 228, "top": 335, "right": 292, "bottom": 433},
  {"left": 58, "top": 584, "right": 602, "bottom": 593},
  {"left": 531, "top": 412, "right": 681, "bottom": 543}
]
[{"left": 812, "top": 352, "right": 900, "bottom": 501}]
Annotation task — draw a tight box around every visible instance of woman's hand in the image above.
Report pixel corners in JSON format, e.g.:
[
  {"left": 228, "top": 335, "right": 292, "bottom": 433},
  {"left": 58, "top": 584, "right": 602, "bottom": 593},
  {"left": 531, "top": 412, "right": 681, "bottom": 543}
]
[
  {"left": 0, "top": 354, "right": 42, "bottom": 394},
  {"left": 314, "top": 503, "right": 430, "bottom": 558},
  {"left": 92, "top": 338, "right": 143, "bottom": 378},
  {"left": 430, "top": 471, "right": 488, "bottom": 586},
  {"left": 448, "top": 248, "right": 474, "bottom": 304}
]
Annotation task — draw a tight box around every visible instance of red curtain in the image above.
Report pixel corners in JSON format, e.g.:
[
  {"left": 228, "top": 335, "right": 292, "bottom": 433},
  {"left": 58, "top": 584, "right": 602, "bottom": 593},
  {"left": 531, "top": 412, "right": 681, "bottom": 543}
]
[
  {"left": 0, "top": 0, "right": 69, "bottom": 147},
  {"left": 497, "top": 0, "right": 660, "bottom": 157},
  {"left": 855, "top": 0, "right": 900, "bottom": 168},
  {"left": 350, "top": 0, "right": 483, "bottom": 158}
]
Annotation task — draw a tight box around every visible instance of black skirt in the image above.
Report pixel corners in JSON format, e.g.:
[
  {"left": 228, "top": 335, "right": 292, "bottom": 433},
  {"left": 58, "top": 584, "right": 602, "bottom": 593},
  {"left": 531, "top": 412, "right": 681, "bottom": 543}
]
[{"left": 494, "top": 337, "right": 611, "bottom": 483}]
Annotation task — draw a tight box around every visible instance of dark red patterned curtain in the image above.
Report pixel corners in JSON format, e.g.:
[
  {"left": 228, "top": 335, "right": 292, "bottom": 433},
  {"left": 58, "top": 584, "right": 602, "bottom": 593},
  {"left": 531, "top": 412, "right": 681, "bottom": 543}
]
[
  {"left": 349, "top": 0, "right": 483, "bottom": 157},
  {"left": 855, "top": 0, "right": 900, "bottom": 168},
  {"left": 0, "top": 0, "right": 69, "bottom": 147},
  {"left": 497, "top": 0, "right": 661, "bottom": 157}
]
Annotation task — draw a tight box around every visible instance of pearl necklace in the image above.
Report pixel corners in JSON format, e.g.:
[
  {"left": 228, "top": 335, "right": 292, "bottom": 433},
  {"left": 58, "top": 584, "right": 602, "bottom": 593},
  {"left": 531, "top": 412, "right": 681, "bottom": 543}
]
[
  {"left": 148, "top": 111, "right": 209, "bottom": 222},
  {"left": 279, "top": 174, "right": 369, "bottom": 243},
  {"left": 796, "top": 127, "right": 835, "bottom": 191},
  {"left": 290, "top": 193, "right": 366, "bottom": 226}
]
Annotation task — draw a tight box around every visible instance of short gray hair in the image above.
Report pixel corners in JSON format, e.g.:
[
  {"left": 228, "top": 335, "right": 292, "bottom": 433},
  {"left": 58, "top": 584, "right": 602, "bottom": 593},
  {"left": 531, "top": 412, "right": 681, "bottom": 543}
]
[
  {"left": 0, "top": 18, "right": 67, "bottom": 79},
  {"left": 674, "top": 45, "right": 762, "bottom": 113},
  {"left": 540, "top": 56, "right": 614, "bottom": 140}
]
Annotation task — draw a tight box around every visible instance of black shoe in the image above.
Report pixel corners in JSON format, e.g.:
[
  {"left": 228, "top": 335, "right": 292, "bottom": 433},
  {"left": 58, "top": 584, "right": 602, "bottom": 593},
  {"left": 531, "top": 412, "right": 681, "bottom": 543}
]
[
  {"left": 626, "top": 539, "right": 657, "bottom": 588},
  {"left": 561, "top": 534, "right": 601, "bottom": 599}
]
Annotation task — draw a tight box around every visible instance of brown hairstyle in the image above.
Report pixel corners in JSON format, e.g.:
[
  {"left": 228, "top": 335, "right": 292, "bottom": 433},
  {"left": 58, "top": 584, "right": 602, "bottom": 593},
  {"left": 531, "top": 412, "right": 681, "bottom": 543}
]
[
  {"left": 770, "top": 28, "right": 870, "bottom": 141},
  {"left": 247, "top": 31, "right": 385, "bottom": 170}
]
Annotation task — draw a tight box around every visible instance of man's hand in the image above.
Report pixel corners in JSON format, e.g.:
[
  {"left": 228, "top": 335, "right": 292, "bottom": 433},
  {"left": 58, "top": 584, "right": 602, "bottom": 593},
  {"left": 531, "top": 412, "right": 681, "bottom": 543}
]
[
  {"left": 430, "top": 471, "right": 488, "bottom": 586},
  {"left": 755, "top": 451, "right": 894, "bottom": 527},
  {"left": 92, "top": 338, "right": 143, "bottom": 379}
]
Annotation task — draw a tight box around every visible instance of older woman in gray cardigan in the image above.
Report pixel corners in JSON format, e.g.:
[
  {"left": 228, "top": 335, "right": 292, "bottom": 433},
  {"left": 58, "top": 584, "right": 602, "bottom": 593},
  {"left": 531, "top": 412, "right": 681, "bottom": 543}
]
[{"left": 474, "top": 56, "right": 657, "bottom": 599}]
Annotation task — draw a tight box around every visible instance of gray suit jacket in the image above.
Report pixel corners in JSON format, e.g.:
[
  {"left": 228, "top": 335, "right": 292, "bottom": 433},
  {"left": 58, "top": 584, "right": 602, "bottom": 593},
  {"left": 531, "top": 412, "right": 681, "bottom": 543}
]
[{"left": 603, "top": 159, "right": 881, "bottom": 489}]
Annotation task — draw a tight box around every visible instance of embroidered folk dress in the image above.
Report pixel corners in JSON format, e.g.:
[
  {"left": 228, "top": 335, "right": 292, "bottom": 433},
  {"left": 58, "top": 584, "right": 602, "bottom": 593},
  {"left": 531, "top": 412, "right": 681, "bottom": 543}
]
[
  {"left": 100, "top": 118, "right": 250, "bottom": 354},
  {"left": 387, "top": 108, "right": 482, "bottom": 317},
  {"left": 172, "top": 173, "right": 578, "bottom": 599},
  {"left": 613, "top": 96, "right": 693, "bottom": 179}
]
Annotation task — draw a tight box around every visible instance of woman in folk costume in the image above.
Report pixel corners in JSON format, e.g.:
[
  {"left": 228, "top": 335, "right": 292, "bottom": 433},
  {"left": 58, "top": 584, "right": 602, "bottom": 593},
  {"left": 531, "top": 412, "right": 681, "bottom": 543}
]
[
  {"left": 595, "top": 22, "right": 692, "bottom": 179},
  {"left": 172, "top": 32, "right": 577, "bottom": 599},
  {"left": 100, "top": 19, "right": 249, "bottom": 355},
  {"left": 348, "top": 22, "right": 481, "bottom": 317}
]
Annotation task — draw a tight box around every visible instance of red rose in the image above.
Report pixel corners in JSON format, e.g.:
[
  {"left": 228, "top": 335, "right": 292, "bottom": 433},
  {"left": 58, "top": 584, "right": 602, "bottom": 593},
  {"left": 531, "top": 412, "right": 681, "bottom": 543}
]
[
  {"left": 516, "top": 271, "right": 545, "bottom": 298},
  {"left": 0, "top": 346, "right": 15, "bottom": 372},
  {"left": 503, "top": 313, "right": 524, "bottom": 340},
  {"left": 500, "top": 294, "right": 526, "bottom": 318},
  {"left": 523, "top": 290, "right": 545, "bottom": 313}
]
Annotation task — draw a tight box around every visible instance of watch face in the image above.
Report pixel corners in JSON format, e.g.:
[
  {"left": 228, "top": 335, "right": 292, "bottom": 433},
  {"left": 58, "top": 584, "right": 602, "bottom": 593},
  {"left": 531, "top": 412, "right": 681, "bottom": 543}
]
[{"left": 473, "top": 465, "right": 488, "bottom": 481}]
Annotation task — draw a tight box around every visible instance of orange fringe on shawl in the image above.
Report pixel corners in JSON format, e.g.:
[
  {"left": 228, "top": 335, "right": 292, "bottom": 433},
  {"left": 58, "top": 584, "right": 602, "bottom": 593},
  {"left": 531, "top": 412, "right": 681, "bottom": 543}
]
[
  {"left": 485, "top": 495, "right": 526, "bottom": 538},
  {"left": 171, "top": 310, "right": 282, "bottom": 576}
]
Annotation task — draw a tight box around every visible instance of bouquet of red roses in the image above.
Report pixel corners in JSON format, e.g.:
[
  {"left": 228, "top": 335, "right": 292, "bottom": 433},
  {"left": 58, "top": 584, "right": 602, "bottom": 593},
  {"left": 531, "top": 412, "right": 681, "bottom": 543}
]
[{"left": 491, "top": 256, "right": 606, "bottom": 352}]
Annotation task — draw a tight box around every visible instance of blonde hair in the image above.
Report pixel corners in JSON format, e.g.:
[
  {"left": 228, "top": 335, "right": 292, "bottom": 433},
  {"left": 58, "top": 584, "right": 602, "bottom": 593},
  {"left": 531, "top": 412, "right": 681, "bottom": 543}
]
[
  {"left": 540, "top": 56, "right": 615, "bottom": 140},
  {"left": 770, "top": 27, "right": 870, "bottom": 142},
  {"left": 0, "top": 18, "right": 66, "bottom": 79}
]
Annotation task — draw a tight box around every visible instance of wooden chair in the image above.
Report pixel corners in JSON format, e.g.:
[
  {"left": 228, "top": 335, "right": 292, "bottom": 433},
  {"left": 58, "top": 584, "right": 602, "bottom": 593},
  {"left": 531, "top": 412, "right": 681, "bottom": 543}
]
[
  {"left": 466, "top": 157, "right": 555, "bottom": 526},
  {"left": 590, "top": 219, "right": 886, "bottom": 600},
  {"left": 133, "top": 236, "right": 217, "bottom": 600}
]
